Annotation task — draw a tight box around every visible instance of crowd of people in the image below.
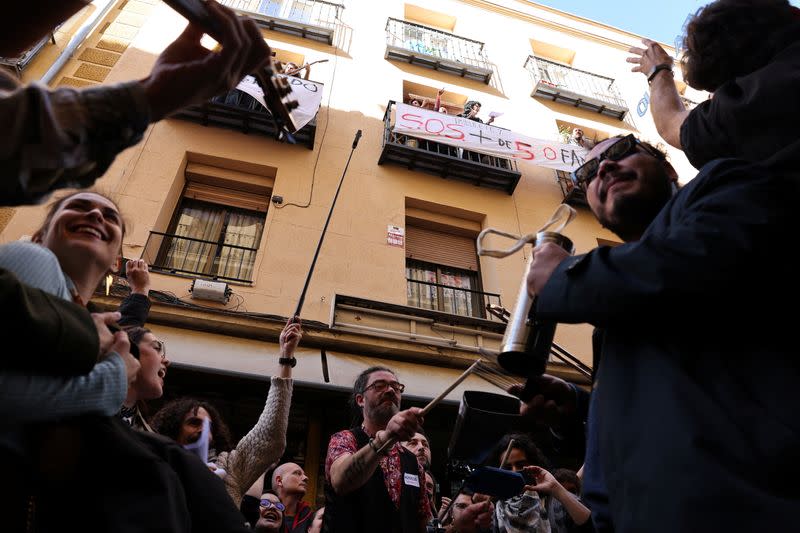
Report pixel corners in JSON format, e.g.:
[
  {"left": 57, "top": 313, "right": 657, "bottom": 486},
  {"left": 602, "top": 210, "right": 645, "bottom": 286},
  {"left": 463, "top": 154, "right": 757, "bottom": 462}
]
[{"left": 1, "top": 0, "right": 799, "bottom": 531}]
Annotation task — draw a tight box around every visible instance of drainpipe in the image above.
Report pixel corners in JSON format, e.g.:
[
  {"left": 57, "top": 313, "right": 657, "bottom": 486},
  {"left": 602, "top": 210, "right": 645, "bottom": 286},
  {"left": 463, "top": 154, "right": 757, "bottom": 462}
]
[{"left": 41, "top": 0, "right": 118, "bottom": 85}]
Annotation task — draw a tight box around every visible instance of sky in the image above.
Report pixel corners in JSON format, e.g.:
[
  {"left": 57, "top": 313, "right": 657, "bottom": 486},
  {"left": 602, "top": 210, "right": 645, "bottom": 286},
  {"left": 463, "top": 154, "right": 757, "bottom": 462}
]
[{"left": 532, "top": 1, "right": 800, "bottom": 47}]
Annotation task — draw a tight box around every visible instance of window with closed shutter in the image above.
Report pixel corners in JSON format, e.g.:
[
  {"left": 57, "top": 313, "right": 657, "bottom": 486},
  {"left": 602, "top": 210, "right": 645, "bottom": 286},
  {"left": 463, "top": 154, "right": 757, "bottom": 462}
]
[
  {"left": 405, "top": 224, "right": 483, "bottom": 318},
  {"left": 151, "top": 180, "right": 270, "bottom": 283}
]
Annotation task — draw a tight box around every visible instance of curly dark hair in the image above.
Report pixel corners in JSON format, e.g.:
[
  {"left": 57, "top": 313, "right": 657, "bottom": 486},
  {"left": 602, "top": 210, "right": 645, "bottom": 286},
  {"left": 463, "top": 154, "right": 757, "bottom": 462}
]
[
  {"left": 150, "top": 397, "right": 234, "bottom": 452},
  {"left": 681, "top": 0, "right": 800, "bottom": 91},
  {"left": 490, "top": 432, "right": 551, "bottom": 471}
]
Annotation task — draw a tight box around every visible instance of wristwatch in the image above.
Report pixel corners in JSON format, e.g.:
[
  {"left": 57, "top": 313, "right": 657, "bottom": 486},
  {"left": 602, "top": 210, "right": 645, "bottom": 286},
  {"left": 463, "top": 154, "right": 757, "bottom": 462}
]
[{"left": 278, "top": 356, "right": 297, "bottom": 368}]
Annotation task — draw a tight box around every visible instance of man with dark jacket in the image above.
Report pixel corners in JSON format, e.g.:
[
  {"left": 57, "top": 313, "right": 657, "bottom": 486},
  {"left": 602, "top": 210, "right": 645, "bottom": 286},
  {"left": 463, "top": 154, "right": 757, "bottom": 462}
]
[
  {"left": 524, "top": 134, "right": 800, "bottom": 531},
  {"left": 323, "top": 366, "right": 430, "bottom": 533}
]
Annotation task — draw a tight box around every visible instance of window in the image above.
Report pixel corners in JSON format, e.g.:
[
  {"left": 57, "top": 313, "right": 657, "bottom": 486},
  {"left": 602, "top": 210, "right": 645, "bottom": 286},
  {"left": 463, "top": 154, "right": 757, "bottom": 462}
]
[
  {"left": 404, "top": 224, "right": 484, "bottom": 318},
  {"left": 258, "top": 0, "right": 282, "bottom": 16},
  {"left": 406, "top": 259, "right": 482, "bottom": 318},
  {"left": 152, "top": 180, "right": 269, "bottom": 283}
]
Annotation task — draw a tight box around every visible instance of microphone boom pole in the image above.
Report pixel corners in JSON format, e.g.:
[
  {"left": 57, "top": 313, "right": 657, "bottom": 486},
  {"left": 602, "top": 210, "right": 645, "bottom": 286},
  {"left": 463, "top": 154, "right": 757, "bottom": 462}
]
[{"left": 293, "top": 129, "right": 363, "bottom": 319}]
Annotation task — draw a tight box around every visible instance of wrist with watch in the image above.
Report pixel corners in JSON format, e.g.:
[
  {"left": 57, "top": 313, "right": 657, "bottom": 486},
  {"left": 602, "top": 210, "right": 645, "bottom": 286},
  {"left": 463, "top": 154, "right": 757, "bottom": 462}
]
[{"left": 279, "top": 355, "right": 297, "bottom": 367}]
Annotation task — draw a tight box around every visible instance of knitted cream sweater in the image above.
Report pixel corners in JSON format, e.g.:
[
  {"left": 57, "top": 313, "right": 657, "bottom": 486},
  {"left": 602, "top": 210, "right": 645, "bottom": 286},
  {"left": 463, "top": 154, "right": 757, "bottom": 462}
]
[{"left": 216, "top": 376, "right": 293, "bottom": 504}]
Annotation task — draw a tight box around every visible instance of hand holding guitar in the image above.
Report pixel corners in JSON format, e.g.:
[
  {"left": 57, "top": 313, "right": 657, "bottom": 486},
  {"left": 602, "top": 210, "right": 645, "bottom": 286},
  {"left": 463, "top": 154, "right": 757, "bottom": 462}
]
[{"left": 142, "top": 1, "right": 271, "bottom": 121}]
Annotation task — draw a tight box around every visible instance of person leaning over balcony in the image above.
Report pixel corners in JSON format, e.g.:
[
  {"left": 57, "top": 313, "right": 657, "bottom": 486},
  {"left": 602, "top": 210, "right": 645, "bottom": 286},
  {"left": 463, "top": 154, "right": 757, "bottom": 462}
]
[
  {"left": 151, "top": 317, "right": 300, "bottom": 506},
  {"left": 627, "top": 0, "right": 800, "bottom": 169},
  {"left": 0, "top": 0, "right": 272, "bottom": 205},
  {"left": 282, "top": 61, "right": 312, "bottom": 80},
  {"left": 457, "top": 100, "right": 495, "bottom": 124}
]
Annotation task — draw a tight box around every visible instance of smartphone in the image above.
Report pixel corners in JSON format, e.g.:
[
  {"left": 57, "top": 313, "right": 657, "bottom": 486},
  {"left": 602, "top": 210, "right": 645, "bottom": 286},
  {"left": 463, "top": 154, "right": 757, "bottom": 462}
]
[
  {"left": 464, "top": 466, "right": 526, "bottom": 500},
  {"left": 163, "top": 0, "right": 225, "bottom": 40}
]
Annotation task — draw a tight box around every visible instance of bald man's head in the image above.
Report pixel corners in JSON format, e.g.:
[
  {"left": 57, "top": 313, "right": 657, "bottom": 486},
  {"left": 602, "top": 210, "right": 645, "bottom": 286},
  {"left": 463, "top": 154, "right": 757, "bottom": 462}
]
[{"left": 271, "top": 462, "right": 309, "bottom": 498}]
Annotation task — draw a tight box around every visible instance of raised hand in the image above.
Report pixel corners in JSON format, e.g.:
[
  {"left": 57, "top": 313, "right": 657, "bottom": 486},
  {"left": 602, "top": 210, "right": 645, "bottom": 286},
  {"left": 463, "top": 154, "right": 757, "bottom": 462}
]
[
  {"left": 125, "top": 259, "right": 151, "bottom": 296},
  {"left": 279, "top": 316, "right": 303, "bottom": 357},
  {"left": 142, "top": 1, "right": 271, "bottom": 120},
  {"left": 627, "top": 38, "right": 673, "bottom": 77}
]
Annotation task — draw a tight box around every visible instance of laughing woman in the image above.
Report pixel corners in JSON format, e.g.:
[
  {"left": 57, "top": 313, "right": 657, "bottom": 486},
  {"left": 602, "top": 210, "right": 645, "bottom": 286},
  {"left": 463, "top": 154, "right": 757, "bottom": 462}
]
[
  {"left": 0, "top": 191, "right": 138, "bottom": 423},
  {"left": 119, "top": 326, "right": 171, "bottom": 432}
]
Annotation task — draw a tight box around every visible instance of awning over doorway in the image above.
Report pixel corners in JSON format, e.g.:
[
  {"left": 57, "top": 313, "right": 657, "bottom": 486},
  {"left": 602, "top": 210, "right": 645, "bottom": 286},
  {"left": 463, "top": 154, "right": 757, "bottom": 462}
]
[{"left": 149, "top": 325, "right": 511, "bottom": 403}]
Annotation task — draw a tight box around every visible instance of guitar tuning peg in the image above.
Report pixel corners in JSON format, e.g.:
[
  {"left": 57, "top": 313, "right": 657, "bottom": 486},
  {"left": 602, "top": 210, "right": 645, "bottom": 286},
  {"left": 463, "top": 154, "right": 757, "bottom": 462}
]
[
  {"left": 287, "top": 100, "right": 299, "bottom": 111},
  {"left": 279, "top": 85, "right": 292, "bottom": 97}
]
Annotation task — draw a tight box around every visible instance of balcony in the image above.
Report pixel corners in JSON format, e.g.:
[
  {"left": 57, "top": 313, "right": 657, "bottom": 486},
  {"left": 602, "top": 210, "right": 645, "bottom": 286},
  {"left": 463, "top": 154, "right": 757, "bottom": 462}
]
[
  {"left": 143, "top": 231, "right": 259, "bottom": 284},
  {"left": 555, "top": 170, "right": 588, "bottom": 208},
  {"left": 525, "top": 55, "right": 628, "bottom": 120},
  {"left": 385, "top": 18, "right": 493, "bottom": 84},
  {"left": 0, "top": 33, "right": 54, "bottom": 77},
  {"left": 378, "top": 101, "right": 521, "bottom": 194},
  {"left": 220, "top": 0, "right": 343, "bottom": 45},
  {"left": 173, "top": 87, "right": 316, "bottom": 149}
]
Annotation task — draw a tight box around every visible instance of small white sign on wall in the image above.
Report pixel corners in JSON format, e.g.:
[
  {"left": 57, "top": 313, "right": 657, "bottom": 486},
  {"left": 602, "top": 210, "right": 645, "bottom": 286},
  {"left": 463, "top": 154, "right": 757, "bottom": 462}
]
[{"left": 387, "top": 225, "right": 405, "bottom": 247}]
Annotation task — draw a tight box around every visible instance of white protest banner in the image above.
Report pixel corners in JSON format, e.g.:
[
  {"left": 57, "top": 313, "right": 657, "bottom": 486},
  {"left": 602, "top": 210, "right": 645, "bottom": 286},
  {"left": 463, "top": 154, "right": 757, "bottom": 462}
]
[
  {"left": 392, "top": 103, "right": 589, "bottom": 172},
  {"left": 234, "top": 74, "right": 324, "bottom": 132}
]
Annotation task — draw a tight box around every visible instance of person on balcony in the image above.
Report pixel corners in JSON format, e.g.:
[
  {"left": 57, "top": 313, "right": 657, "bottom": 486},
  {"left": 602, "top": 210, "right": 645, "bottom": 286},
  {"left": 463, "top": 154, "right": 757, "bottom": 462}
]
[
  {"left": 283, "top": 61, "right": 312, "bottom": 80},
  {"left": 457, "top": 100, "right": 495, "bottom": 124},
  {"left": 569, "top": 128, "right": 595, "bottom": 150}
]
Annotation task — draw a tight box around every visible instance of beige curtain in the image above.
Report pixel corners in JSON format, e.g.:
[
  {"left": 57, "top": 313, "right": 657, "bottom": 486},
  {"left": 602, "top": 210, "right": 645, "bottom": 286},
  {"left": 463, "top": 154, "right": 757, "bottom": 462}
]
[
  {"left": 216, "top": 212, "right": 264, "bottom": 281},
  {"left": 165, "top": 205, "right": 225, "bottom": 275}
]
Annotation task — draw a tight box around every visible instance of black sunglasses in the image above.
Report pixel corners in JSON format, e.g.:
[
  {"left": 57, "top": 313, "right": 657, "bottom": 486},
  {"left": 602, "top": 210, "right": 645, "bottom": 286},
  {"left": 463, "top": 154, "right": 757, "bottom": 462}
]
[{"left": 571, "top": 134, "right": 665, "bottom": 190}]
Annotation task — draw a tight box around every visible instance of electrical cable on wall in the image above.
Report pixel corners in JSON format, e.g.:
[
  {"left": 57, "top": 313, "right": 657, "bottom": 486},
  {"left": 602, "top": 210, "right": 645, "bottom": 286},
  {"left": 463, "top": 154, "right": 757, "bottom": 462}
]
[{"left": 276, "top": 26, "right": 341, "bottom": 210}]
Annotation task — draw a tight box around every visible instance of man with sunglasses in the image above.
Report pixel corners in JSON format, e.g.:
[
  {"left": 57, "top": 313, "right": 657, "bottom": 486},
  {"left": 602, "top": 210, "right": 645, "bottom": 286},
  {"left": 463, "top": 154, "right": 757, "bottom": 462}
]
[
  {"left": 520, "top": 134, "right": 800, "bottom": 532},
  {"left": 255, "top": 492, "right": 286, "bottom": 533},
  {"left": 323, "top": 366, "right": 431, "bottom": 532}
]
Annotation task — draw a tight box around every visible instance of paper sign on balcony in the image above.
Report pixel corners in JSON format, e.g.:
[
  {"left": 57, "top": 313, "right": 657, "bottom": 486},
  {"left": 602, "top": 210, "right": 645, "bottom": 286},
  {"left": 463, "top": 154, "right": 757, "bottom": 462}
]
[
  {"left": 392, "top": 103, "right": 589, "bottom": 172},
  {"left": 387, "top": 225, "right": 404, "bottom": 247},
  {"left": 235, "top": 74, "right": 324, "bottom": 132}
]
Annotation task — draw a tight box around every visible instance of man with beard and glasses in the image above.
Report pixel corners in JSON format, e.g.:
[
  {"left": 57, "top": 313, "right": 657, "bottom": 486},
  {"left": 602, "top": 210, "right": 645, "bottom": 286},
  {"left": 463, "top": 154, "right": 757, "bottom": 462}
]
[
  {"left": 519, "top": 134, "right": 800, "bottom": 532},
  {"left": 254, "top": 492, "right": 286, "bottom": 533},
  {"left": 323, "top": 366, "right": 431, "bottom": 533}
]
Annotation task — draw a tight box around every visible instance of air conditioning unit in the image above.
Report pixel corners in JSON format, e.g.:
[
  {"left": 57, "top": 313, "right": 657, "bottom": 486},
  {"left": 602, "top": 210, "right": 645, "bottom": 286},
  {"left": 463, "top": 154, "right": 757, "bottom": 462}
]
[{"left": 190, "top": 279, "right": 231, "bottom": 304}]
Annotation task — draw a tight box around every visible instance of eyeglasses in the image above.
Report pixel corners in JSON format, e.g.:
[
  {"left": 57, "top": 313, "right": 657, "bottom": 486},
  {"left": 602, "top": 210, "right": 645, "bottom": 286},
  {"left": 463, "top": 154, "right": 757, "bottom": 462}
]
[
  {"left": 259, "top": 499, "right": 286, "bottom": 512},
  {"left": 571, "top": 134, "right": 665, "bottom": 190},
  {"left": 150, "top": 340, "right": 167, "bottom": 359},
  {"left": 363, "top": 380, "right": 405, "bottom": 394}
]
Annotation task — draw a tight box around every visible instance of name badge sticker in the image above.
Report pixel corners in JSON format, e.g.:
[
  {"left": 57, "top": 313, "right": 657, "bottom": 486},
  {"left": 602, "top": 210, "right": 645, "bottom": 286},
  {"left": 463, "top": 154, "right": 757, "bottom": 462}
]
[{"left": 404, "top": 473, "right": 420, "bottom": 487}]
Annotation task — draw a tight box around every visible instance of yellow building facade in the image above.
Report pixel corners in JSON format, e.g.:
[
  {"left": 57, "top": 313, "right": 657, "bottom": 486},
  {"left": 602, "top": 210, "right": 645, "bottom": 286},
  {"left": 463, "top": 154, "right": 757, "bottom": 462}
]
[{"left": 0, "top": 0, "right": 706, "bottom": 504}]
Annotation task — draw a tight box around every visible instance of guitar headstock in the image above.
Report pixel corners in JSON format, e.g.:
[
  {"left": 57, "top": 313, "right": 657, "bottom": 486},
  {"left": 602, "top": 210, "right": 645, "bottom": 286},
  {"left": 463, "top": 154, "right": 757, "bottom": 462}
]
[
  {"left": 253, "top": 52, "right": 300, "bottom": 134},
  {"left": 163, "top": 0, "right": 300, "bottom": 134}
]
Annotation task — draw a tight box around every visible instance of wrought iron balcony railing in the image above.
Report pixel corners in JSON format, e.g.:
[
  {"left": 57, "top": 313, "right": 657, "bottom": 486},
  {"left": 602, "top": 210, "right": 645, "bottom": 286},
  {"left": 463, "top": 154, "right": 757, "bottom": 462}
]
[
  {"left": 143, "top": 231, "right": 259, "bottom": 284},
  {"left": 378, "top": 101, "right": 521, "bottom": 194},
  {"left": 407, "top": 278, "right": 502, "bottom": 321},
  {"left": 0, "top": 33, "right": 55, "bottom": 77},
  {"left": 525, "top": 55, "right": 629, "bottom": 119},
  {"left": 220, "top": 0, "right": 343, "bottom": 44},
  {"left": 174, "top": 87, "right": 317, "bottom": 149},
  {"left": 555, "top": 170, "right": 588, "bottom": 208},
  {"left": 385, "top": 18, "right": 493, "bottom": 83}
]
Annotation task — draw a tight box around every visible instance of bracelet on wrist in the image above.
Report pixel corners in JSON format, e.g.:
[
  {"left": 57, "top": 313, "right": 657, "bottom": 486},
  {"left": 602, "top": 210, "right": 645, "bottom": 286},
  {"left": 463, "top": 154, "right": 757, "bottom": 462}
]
[
  {"left": 647, "top": 63, "right": 673, "bottom": 84},
  {"left": 278, "top": 356, "right": 297, "bottom": 367}
]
